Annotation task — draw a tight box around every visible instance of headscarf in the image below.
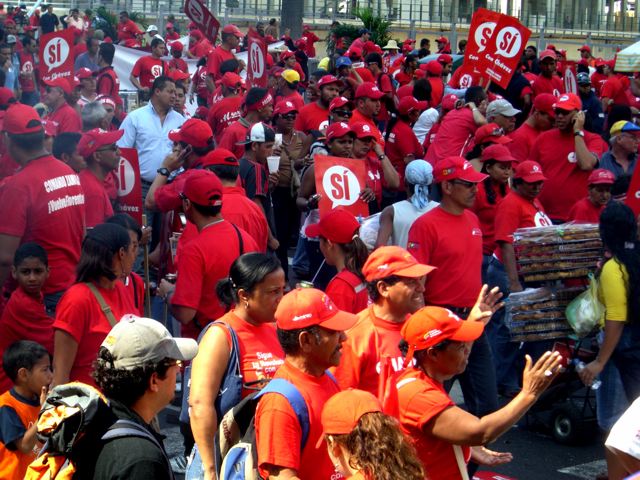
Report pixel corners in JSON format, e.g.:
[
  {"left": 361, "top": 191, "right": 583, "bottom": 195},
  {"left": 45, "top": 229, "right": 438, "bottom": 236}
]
[{"left": 404, "top": 160, "right": 433, "bottom": 210}]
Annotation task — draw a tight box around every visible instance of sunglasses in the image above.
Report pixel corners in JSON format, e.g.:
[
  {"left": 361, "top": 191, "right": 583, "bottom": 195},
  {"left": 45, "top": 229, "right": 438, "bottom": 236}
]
[
  {"left": 333, "top": 110, "right": 352, "bottom": 117},
  {"left": 451, "top": 179, "right": 476, "bottom": 189},
  {"left": 282, "top": 113, "right": 297, "bottom": 120}
]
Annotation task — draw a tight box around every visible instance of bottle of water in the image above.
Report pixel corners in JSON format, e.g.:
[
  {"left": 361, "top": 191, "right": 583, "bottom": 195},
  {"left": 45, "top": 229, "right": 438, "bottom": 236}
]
[{"left": 573, "top": 360, "right": 602, "bottom": 390}]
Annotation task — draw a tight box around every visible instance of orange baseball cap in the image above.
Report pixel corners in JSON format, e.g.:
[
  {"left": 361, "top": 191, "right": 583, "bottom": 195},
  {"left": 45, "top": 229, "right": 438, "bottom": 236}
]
[
  {"left": 362, "top": 246, "right": 435, "bottom": 282},
  {"left": 401, "top": 306, "right": 484, "bottom": 366},
  {"left": 275, "top": 288, "right": 358, "bottom": 331},
  {"left": 317, "top": 389, "right": 382, "bottom": 447}
]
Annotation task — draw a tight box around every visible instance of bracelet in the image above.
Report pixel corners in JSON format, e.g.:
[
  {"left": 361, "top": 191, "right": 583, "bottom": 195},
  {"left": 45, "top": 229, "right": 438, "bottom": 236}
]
[{"left": 378, "top": 154, "right": 385, "bottom": 161}]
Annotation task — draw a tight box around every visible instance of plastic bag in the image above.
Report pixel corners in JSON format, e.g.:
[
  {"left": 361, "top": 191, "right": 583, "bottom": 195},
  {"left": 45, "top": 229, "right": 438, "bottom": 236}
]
[
  {"left": 359, "top": 213, "right": 380, "bottom": 251},
  {"left": 565, "top": 274, "right": 604, "bottom": 337}
]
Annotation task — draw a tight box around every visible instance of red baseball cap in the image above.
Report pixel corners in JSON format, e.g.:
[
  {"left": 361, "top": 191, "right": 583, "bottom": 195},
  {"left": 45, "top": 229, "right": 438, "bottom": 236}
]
[
  {"left": 168, "top": 119, "right": 213, "bottom": 148},
  {"left": 398, "top": 96, "right": 428, "bottom": 115},
  {"left": 539, "top": 49, "right": 556, "bottom": 61},
  {"left": 553, "top": 93, "right": 582, "bottom": 111},
  {"left": 317, "top": 74, "right": 341, "bottom": 89},
  {"left": 351, "top": 121, "right": 378, "bottom": 139},
  {"left": 355, "top": 82, "right": 384, "bottom": 100},
  {"left": 217, "top": 72, "right": 244, "bottom": 89},
  {"left": 325, "top": 122, "right": 354, "bottom": 141},
  {"left": 166, "top": 22, "right": 175, "bottom": 28},
  {"left": 481, "top": 144, "right": 517, "bottom": 163},
  {"left": 442, "top": 93, "right": 459, "bottom": 111},
  {"left": 222, "top": 24, "right": 243, "bottom": 38},
  {"left": 4, "top": 103, "right": 43, "bottom": 135},
  {"left": 348, "top": 46, "right": 363, "bottom": 59},
  {"left": 280, "top": 51, "right": 295, "bottom": 61},
  {"left": 426, "top": 60, "right": 443, "bottom": 76},
  {"left": 514, "top": 160, "right": 547, "bottom": 182},
  {"left": 438, "top": 54, "right": 453, "bottom": 64},
  {"left": 274, "top": 100, "right": 298, "bottom": 116},
  {"left": 182, "top": 169, "right": 223, "bottom": 207},
  {"left": 275, "top": 288, "right": 358, "bottom": 331},
  {"left": 578, "top": 45, "right": 591, "bottom": 53},
  {"left": 595, "top": 57, "right": 606, "bottom": 67},
  {"left": 44, "top": 77, "right": 72, "bottom": 95},
  {"left": 190, "top": 30, "right": 203, "bottom": 40},
  {"left": 96, "top": 95, "right": 117, "bottom": 109},
  {"left": 317, "top": 389, "right": 382, "bottom": 447},
  {"left": 396, "top": 84, "right": 414, "bottom": 99},
  {"left": 0, "top": 86, "right": 16, "bottom": 106},
  {"left": 305, "top": 208, "right": 360, "bottom": 244},
  {"left": 76, "top": 68, "right": 96, "bottom": 80},
  {"left": 195, "top": 106, "right": 209, "bottom": 118},
  {"left": 436, "top": 36, "right": 448, "bottom": 43},
  {"left": 201, "top": 148, "right": 239, "bottom": 167},
  {"left": 435, "top": 156, "right": 488, "bottom": 183},
  {"left": 78, "top": 128, "right": 124, "bottom": 157},
  {"left": 604, "top": 59, "right": 616, "bottom": 70},
  {"left": 168, "top": 70, "right": 190, "bottom": 82},
  {"left": 533, "top": 93, "right": 557, "bottom": 118},
  {"left": 329, "top": 96, "right": 352, "bottom": 111},
  {"left": 547, "top": 44, "right": 557, "bottom": 51},
  {"left": 401, "top": 306, "right": 484, "bottom": 366},
  {"left": 474, "top": 123, "right": 512, "bottom": 145},
  {"left": 362, "top": 246, "right": 435, "bottom": 282},
  {"left": 170, "top": 41, "right": 184, "bottom": 52},
  {"left": 588, "top": 168, "right": 615, "bottom": 185}
]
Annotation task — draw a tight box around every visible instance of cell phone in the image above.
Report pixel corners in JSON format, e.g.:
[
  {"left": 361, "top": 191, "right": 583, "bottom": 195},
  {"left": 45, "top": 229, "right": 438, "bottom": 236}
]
[{"left": 178, "top": 145, "right": 193, "bottom": 161}]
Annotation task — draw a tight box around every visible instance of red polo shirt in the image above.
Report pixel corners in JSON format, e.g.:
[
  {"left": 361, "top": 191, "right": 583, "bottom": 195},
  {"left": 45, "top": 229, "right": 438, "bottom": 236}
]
[
  {"left": 79, "top": 169, "right": 114, "bottom": 227},
  {"left": 424, "top": 107, "right": 477, "bottom": 165},
  {"left": 45, "top": 102, "right": 82, "bottom": 134},
  {"left": 218, "top": 119, "right": 251, "bottom": 160},
  {"left": 385, "top": 118, "right": 424, "bottom": 186},
  {"left": 206, "top": 45, "right": 235, "bottom": 80}
]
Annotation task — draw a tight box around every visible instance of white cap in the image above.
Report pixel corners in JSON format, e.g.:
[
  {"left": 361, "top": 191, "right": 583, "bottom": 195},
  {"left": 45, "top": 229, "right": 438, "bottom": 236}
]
[{"left": 147, "top": 24, "right": 158, "bottom": 33}]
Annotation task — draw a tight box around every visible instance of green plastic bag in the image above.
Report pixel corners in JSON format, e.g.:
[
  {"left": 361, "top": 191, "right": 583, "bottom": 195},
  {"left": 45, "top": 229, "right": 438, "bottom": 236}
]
[{"left": 565, "top": 274, "right": 604, "bottom": 338}]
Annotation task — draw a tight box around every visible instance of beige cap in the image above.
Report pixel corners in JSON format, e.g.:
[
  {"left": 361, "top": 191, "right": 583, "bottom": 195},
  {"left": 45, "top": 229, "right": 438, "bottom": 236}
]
[{"left": 101, "top": 315, "right": 198, "bottom": 370}]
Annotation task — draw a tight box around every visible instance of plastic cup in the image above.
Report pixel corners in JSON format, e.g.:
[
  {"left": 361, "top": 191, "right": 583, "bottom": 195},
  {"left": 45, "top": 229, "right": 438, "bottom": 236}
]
[{"left": 267, "top": 156, "right": 280, "bottom": 173}]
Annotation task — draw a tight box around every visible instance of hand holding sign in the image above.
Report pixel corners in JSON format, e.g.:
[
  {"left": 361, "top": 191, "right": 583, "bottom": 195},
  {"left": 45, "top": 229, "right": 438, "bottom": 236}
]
[{"left": 314, "top": 155, "right": 368, "bottom": 218}]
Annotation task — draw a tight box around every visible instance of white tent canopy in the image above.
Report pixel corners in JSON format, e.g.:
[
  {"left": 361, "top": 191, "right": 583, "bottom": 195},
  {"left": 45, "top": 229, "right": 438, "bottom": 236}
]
[{"left": 615, "top": 40, "right": 640, "bottom": 72}]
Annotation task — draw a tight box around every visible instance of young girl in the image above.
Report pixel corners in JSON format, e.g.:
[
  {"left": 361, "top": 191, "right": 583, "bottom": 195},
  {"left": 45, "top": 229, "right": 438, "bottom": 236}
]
[{"left": 306, "top": 208, "right": 370, "bottom": 313}]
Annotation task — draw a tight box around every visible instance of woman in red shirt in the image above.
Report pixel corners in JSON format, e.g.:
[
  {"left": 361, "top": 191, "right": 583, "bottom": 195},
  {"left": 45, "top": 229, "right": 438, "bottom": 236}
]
[
  {"left": 319, "top": 389, "right": 425, "bottom": 480},
  {"left": 306, "top": 208, "right": 369, "bottom": 313},
  {"left": 188, "top": 253, "right": 285, "bottom": 480},
  {"left": 52, "top": 223, "right": 138, "bottom": 386}
]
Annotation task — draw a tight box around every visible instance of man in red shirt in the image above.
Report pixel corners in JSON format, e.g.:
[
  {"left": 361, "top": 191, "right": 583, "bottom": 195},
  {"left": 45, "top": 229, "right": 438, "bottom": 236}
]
[
  {"left": 165, "top": 22, "right": 180, "bottom": 41},
  {"left": 568, "top": 168, "right": 615, "bottom": 223},
  {"left": 255, "top": 288, "right": 357, "bottom": 480},
  {"left": 279, "top": 51, "right": 306, "bottom": 82},
  {"left": 117, "top": 11, "right": 142, "bottom": 43},
  {"left": 601, "top": 59, "right": 630, "bottom": 112},
  {"left": 300, "top": 24, "right": 320, "bottom": 58},
  {"left": 168, "top": 41, "right": 188, "bottom": 73},
  {"left": 349, "top": 82, "right": 384, "bottom": 143},
  {"left": 206, "top": 72, "right": 244, "bottom": 144},
  {"left": 206, "top": 24, "right": 242, "bottom": 86},
  {"left": 529, "top": 93, "right": 604, "bottom": 222},
  {"left": 96, "top": 43, "right": 120, "bottom": 102},
  {"left": 591, "top": 59, "right": 608, "bottom": 97},
  {"left": 275, "top": 69, "right": 304, "bottom": 111},
  {"left": 18, "top": 36, "right": 39, "bottom": 106},
  {"left": 508, "top": 93, "right": 556, "bottom": 162},
  {"left": 295, "top": 74, "right": 341, "bottom": 133},
  {"left": 531, "top": 49, "right": 564, "bottom": 97},
  {"left": 130, "top": 37, "right": 167, "bottom": 97},
  {"left": 407, "top": 156, "right": 499, "bottom": 419},
  {"left": 77, "top": 128, "right": 124, "bottom": 227},
  {"left": 366, "top": 52, "right": 395, "bottom": 124},
  {"left": 43, "top": 78, "right": 82, "bottom": 133},
  {"left": 168, "top": 170, "right": 258, "bottom": 339},
  {"left": 0, "top": 104, "right": 85, "bottom": 314}
]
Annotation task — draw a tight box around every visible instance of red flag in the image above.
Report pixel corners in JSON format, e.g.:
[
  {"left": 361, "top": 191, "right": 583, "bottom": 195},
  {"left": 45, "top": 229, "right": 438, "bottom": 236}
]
[
  {"left": 247, "top": 28, "right": 268, "bottom": 89},
  {"left": 183, "top": 0, "right": 220, "bottom": 43}
]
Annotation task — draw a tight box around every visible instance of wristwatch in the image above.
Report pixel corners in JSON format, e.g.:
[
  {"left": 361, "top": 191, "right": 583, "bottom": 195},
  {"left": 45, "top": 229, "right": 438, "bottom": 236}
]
[
  {"left": 157, "top": 167, "right": 170, "bottom": 177},
  {"left": 574, "top": 130, "right": 585, "bottom": 138}
]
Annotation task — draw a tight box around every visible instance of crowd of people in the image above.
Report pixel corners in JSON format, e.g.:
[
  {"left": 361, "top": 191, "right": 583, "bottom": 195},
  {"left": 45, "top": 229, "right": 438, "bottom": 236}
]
[{"left": 0, "top": 4, "right": 639, "bottom": 480}]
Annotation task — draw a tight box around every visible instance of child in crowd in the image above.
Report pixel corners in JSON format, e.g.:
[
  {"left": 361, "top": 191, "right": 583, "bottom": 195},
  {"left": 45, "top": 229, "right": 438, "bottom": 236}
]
[
  {"left": 0, "top": 243, "right": 52, "bottom": 392},
  {"left": 0, "top": 340, "right": 52, "bottom": 479}
]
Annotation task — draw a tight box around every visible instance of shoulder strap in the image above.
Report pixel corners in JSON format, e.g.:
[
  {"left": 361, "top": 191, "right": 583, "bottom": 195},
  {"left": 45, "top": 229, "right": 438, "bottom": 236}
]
[
  {"left": 325, "top": 370, "right": 338, "bottom": 386},
  {"left": 85, "top": 282, "right": 118, "bottom": 327},
  {"left": 255, "top": 379, "right": 310, "bottom": 449},
  {"left": 231, "top": 223, "right": 244, "bottom": 256},
  {"left": 453, "top": 444, "right": 470, "bottom": 480},
  {"left": 213, "top": 321, "right": 241, "bottom": 376}
]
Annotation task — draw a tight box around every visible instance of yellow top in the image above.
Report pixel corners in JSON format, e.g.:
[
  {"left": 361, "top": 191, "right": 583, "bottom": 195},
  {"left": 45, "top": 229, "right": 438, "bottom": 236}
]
[{"left": 599, "top": 258, "right": 628, "bottom": 324}]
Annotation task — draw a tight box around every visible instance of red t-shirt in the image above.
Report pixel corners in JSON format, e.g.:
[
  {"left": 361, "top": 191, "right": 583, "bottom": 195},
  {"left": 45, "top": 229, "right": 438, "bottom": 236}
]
[
  {"left": 530, "top": 73, "right": 564, "bottom": 97},
  {"left": 0, "top": 287, "right": 53, "bottom": 392},
  {"left": 46, "top": 102, "right": 82, "bottom": 134},
  {"left": 193, "top": 39, "right": 214, "bottom": 59},
  {"left": 331, "top": 305, "right": 405, "bottom": 395},
  {"left": 255, "top": 361, "right": 342, "bottom": 480},
  {"left": 221, "top": 185, "right": 269, "bottom": 253},
  {"left": 123, "top": 272, "right": 145, "bottom": 317},
  {"left": 396, "top": 367, "right": 471, "bottom": 480},
  {"left": 394, "top": 70, "right": 413, "bottom": 86},
  {"left": 591, "top": 71, "right": 607, "bottom": 97},
  {"left": 117, "top": 19, "right": 142, "bottom": 42},
  {"left": 567, "top": 197, "right": 602, "bottom": 224},
  {"left": 295, "top": 102, "right": 329, "bottom": 133},
  {"left": 53, "top": 282, "right": 136, "bottom": 385},
  {"left": 325, "top": 270, "right": 368, "bottom": 314},
  {"left": 354, "top": 67, "right": 375, "bottom": 83},
  {"left": 471, "top": 180, "right": 510, "bottom": 255},
  {"left": 207, "top": 96, "right": 243, "bottom": 144},
  {"left": 529, "top": 129, "right": 605, "bottom": 221},
  {"left": 165, "top": 31, "right": 180, "bottom": 41},
  {"left": 206, "top": 46, "right": 235, "bottom": 80},
  {"left": 96, "top": 66, "right": 120, "bottom": 100},
  {"left": 508, "top": 122, "right": 539, "bottom": 163},
  {"left": 301, "top": 31, "right": 320, "bottom": 58},
  {"left": 171, "top": 220, "right": 258, "bottom": 339},
  {"left": 79, "top": 170, "right": 113, "bottom": 227},
  {"left": 407, "top": 207, "right": 482, "bottom": 308},
  {"left": 492, "top": 191, "right": 551, "bottom": 262},
  {"left": 211, "top": 311, "right": 284, "bottom": 398},
  {"left": 0, "top": 156, "right": 85, "bottom": 294},
  {"left": 601, "top": 76, "right": 629, "bottom": 107},
  {"left": 385, "top": 119, "right": 424, "bottom": 186},
  {"left": 18, "top": 52, "right": 36, "bottom": 92},
  {"left": 218, "top": 119, "right": 251, "bottom": 160},
  {"left": 428, "top": 77, "right": 444, "bottom": 108},
  {"left": 131, "top": 56, "right": 167, "bottom": 89},
  {"left": 424, "top": 108, "right": 477, "bottom": 164},
  {"left": 169, "top": 57, "right": 188, "bottom": 73}
]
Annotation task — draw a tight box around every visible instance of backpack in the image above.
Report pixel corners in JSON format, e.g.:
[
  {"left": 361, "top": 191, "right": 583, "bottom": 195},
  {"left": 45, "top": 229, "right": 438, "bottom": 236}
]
[{"left": 25, "top": 382, "right": 173, "bottom": 480}]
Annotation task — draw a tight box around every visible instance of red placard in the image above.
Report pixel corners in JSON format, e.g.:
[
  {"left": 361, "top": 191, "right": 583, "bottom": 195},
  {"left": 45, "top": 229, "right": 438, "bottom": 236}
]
[
  {"left": 563, "top": 60, "right": 578, "bottom": 94},
  {"left": 314, "top": 155, "right": 368, "bottom": 218},
  {"left": 472, "top": 473, "right": 517, "bottom": 480},
  {"left": 625, "top": 163, "right": 640, "bottom": 216},
  {"left": 39, "top": 29, "right": 74, "bottom": 84},
  {"left": 464, "top": 8, "right": 501, "bottom": 70},
  {"left": 184, "top": 0, "right": 220, "bottom": 43},
  {"left": 476, "top": 14, "right": 531, "bottom": 89},
  {"left": 247, "top": 29, "right": 268, "bottom": 88},
  {"left": 115, "top": 148, "right": 143, "bottom": 225}
]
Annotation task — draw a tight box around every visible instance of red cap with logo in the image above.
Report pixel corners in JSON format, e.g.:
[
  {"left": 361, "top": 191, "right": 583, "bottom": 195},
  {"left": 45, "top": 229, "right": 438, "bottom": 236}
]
[
  {"left": 441, "top": 93, "right": 459, "bottom": 111},
  {"left": 355, "top": 82, "right": 384, "bottom": 100},
  {"left": 481, "top": 144, "right": 517, "bottom": 163},
  {"left": 222, "top": 24, "right": 243, "bottom": 38},
  {"left": 435, "top": 156, "right": 488, "bottom": 183},
  {"left": 4, "top": 103, "right": 43, "bottom": 135},
  {"left": 41, "top": 120, "right": 58, "bottom": 137},
  {"left": 274, "top": 100, "right": 298, "bottom": 116},
  {"left": 325, "top": 122, "right": 354, "bottom": 140},
  {"left": 317, "top": 74, "right": 341, "bottom": 89},
  {"left": 438, "top": 54, "right": 453, "bottom": 64},
  {"left": 76, "top": 67, "right": 96, "bottom": 80},
  {"left": 539, "top": 49, "right": 556, "bottom": 61},
  {"left": 351, "top": 121, "right": 378, "bottom": 139},
  {"left": 474, "top": 123, "right": 512, "bottom": 145},
  {"left": 553, "top": 93, "right": 582, "bottom": 111},
  {"left": 170, "top": 41, "right": 184, "bottom": 52},
  {"left": 362, "top": 246, "right": 435, "bottom": 282},
  {"left": 217, "top": 72, "right": 244, "bottom": 89},
  {"left": 329, "top": 96, "right": 352, "bottom": 111},
  {"left": 275, "top": 288, "right": 358, "bottom": 331},
  {"left": 44, "top": 77, "right": 72, "bottom": 95},
  {"left": 182, "top": 169, "right": 223, "bottom": 207},
  {"left": 78, "top": 128, "right": 124, "bottom": 157},
  {"left": 168, "top": 119, "right": 213, "bottom": 148},
  {"left": 280, "top": 50, "right": 295, "bottom": 61},
  {"left": 533, "top": 93, "right": 557, "bottom": 118},
  {"left": 578, "top": 45, "right": 591, "bottom": 53},
  {"left": 426, "top": 61, "right": 443, "bottom": 76},
  {"left": 398, "top": 96, "right": 428, "bottom": 115},
  {"left": 514, "top": 160, "right": 547, "bottom": 182},
  {"left": 436, "top": 36, "right": 448, "bottom": 43},
  {"left": 401, "top": 306, "right": 484, "bottom": 366},
  {"left": 201, "top": 148, "right": 239, "bottom": 167},
  {"left": 305, "top": 208, "right": 360, "bottom": 244},
  {"left": 588, "top": 168, "right": 615, "bottom": 185}
]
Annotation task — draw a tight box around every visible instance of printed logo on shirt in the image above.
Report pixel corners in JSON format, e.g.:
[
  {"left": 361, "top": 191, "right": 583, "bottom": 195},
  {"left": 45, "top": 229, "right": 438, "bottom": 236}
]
[
  {"left": 553, "top": 88, "right": 561, "bottom": 96},
  {"left": 376, "top": 356, "right": 415, "bottom": 373},
  {"left": 472, "top": 227, "right": 483, "bottom": 236},
  {"left": 22, "top": 61, "right": 33, "bottom": 73},
  {"left": 407, "top": 241, "right": 419, "bottom": 250},
  {"left": 319, "top": 120, "right": 329, "bottom": 131},
  {"left": 460, "top": 73, "right": 473, "bottom": 88},
  {"left": 567, "top": 151, "right": 577, "bottom": 163},
  {"left": 250, "top": 351, "right": 284, "bottom": 376},
  {"left": 534, "top": 211, "right": 552, "bottom": 227},
  {"left": 151, "top": 64, "right": 163, "bottom": 78}
]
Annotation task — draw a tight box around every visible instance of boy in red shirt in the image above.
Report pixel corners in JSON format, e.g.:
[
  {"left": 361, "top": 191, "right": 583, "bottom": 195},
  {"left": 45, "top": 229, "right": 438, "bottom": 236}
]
[{"left": 568, "top": 168, "right": 615, "bottom": 223}]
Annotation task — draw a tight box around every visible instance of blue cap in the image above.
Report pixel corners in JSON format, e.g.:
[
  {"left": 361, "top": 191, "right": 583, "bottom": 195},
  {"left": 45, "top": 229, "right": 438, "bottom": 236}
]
[{"left": 336, "top": 56, "right": 352, "bottom": 68}]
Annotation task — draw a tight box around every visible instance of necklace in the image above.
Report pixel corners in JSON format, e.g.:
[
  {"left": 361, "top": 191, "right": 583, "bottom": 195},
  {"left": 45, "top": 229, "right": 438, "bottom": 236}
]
[{"left": 201, "top": 218, "right": 224, "bottom": 231}]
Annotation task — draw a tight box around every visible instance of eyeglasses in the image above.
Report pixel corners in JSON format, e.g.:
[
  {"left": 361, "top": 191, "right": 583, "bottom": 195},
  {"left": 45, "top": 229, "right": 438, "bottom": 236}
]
[
  {"left": 162, "top": 359, "right": 183, "bottom": 369},
  {"left": 282, "top": 113, "right": 297, "bottom": 120},
  {"left": 333, "top": 110, "right": 352, "bottom": 117},
  {"left": 451, "top": 179, "right": 476, "bottom": 189}
]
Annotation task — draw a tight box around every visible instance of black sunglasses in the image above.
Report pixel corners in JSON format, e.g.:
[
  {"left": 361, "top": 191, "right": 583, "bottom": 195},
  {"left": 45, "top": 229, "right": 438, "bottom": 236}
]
[
  {"left": 333, "top": 110, "right": 352, "bottom": 117},
  {"left": 282, "top": 113, "right": 297, "bottom": 120}
]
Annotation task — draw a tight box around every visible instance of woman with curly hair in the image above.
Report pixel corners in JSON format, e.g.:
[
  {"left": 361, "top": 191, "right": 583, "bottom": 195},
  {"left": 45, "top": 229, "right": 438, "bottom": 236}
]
[{"left": 319, "top": 389, "right": 424, "bottom": 480}]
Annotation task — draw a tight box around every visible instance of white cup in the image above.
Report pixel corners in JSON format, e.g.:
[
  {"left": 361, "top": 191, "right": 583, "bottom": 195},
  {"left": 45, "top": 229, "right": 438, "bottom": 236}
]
[{"left": 267, "top": 156, "right": 280, "bottom": 173}]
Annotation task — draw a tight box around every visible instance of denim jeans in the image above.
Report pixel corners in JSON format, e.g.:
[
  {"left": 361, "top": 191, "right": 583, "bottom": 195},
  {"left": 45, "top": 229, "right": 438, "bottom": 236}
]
[
  {"left": 611, "top": 321, "right": 640, "bottom": 403},
  {"left": 596, "top": 329, "right": 629, "bottom": 431}
]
